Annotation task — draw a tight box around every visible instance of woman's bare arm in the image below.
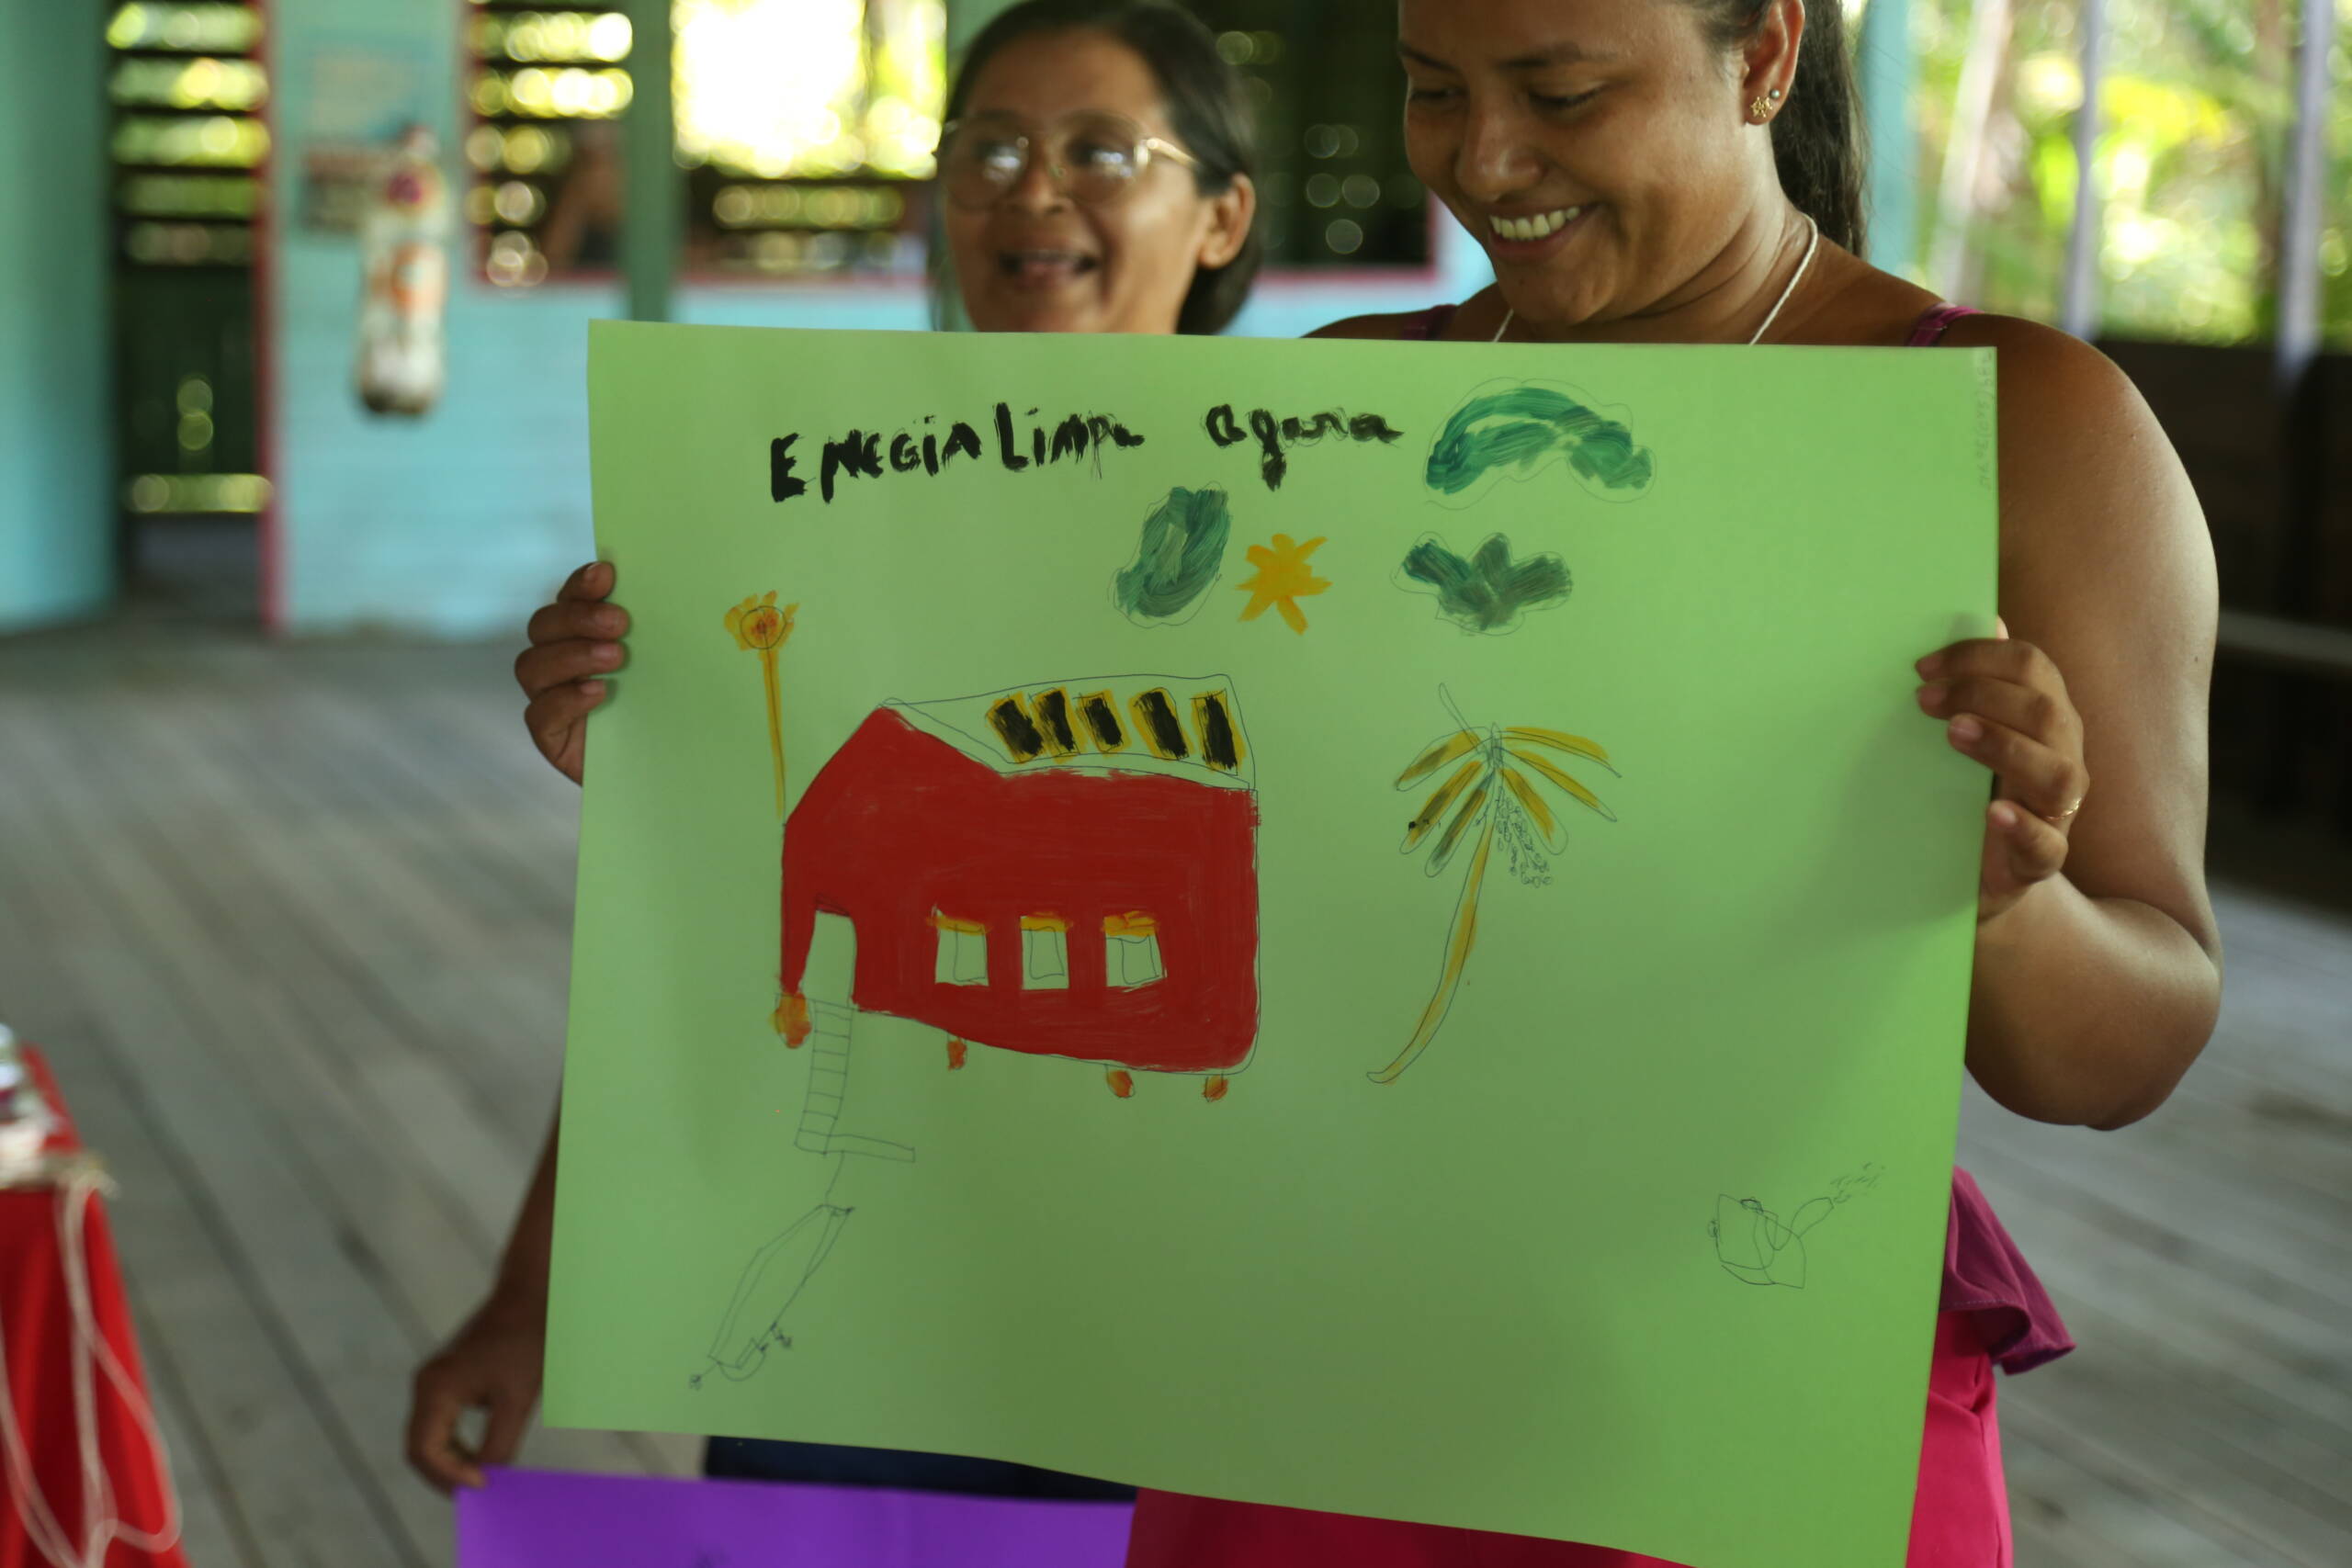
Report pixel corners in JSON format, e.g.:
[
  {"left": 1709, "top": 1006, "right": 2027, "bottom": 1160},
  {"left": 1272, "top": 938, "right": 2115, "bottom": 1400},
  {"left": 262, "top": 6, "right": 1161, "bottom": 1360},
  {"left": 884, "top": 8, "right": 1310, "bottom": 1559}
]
[{"left": 1939, "top": 316, "right": 2222, "bottom": 1128}]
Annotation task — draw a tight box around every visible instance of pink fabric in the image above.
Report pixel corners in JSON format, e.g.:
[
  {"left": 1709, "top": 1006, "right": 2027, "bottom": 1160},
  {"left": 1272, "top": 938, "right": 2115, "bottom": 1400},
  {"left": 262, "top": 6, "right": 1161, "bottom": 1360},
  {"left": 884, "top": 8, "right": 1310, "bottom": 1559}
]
[
  {"left": 1125, "top": 1314, "right": 2009, "bottom": 1568},
  {"left": 1944, "top": 1168, "right": 2072, "bottom": 1372},
  {"left": 1904, "top": 302, "right": 1982, "bottom": 346}
]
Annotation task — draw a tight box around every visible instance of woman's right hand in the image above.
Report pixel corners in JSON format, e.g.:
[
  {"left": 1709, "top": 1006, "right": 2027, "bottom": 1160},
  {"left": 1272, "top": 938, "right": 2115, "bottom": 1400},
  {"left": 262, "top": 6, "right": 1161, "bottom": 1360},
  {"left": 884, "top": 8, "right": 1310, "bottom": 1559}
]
[
  {"left": 516, "top": 561, "right": 628, "bottom": 784},
  {"left": 405, "top": 1292, "right": 548, "bottom": 1493}
]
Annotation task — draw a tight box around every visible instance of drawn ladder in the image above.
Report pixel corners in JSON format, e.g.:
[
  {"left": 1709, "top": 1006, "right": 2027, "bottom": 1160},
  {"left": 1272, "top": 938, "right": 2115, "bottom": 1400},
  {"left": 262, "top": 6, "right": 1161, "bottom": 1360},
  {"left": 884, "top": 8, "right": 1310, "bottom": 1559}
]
[{"left": 794, "top": 998, "right": 913, "bottom": 1162}]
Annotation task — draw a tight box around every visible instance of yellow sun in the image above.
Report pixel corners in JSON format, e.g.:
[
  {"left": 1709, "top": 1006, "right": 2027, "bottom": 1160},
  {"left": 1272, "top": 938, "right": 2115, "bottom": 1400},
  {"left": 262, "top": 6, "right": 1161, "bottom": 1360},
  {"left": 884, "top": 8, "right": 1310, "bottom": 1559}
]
[{"left": 1235, "top": 532, "right": 1330, "bottom": 634}]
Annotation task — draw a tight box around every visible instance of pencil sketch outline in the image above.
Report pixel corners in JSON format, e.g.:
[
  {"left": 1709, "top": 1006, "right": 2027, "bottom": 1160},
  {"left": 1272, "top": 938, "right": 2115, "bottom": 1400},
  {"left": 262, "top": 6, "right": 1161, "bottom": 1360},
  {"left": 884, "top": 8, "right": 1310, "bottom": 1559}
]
[{"left": 1710, "top": 1164, "right": 1884, "bottom": 1289}]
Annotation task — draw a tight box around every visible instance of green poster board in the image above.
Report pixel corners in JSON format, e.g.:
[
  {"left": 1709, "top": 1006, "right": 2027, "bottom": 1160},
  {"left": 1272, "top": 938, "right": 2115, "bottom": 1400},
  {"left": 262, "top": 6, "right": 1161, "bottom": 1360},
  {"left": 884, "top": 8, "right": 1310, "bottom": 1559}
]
[{"left": 548, "top": 321, "right": 1996, "bottom": 1567}]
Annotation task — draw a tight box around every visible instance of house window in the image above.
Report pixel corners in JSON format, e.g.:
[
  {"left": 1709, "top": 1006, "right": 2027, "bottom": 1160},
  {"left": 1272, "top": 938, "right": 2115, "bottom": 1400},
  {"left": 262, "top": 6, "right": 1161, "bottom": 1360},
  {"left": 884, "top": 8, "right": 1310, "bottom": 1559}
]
[
  {"left": 932, "top": 913, "right": 987, "bottom": 986},
  {"left": 1103, "top": 913, "right": 1165, "bottom": 989},
  {"left": 1021, "top": 916, "right": 1070, "bottom": 990}
]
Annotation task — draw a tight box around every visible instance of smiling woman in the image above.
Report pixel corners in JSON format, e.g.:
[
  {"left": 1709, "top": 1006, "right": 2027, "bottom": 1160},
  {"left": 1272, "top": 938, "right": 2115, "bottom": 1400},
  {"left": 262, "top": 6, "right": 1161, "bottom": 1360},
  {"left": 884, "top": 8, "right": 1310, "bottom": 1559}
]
[
  {"left": 1231, "top": 0, "right": 2221, "bottom": 1563},
  {"left": 935, "top": 0, "right": 1261, "bottom": 334}
]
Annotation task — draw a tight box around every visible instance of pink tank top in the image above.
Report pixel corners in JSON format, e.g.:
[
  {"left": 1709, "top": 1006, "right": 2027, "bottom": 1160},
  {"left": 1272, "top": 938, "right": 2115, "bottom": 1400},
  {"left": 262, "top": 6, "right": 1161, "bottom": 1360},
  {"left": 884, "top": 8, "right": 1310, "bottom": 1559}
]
[{"left": 1400, "top": 298, "right": 2073, "bottom": 1374}]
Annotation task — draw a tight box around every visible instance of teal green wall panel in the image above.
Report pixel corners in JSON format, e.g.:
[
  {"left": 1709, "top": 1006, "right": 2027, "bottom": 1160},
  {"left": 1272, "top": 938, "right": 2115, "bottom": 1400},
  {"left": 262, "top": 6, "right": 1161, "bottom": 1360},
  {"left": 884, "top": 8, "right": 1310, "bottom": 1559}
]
[{"left": 0, "top": 0, "right": 113, "bottom": 632}]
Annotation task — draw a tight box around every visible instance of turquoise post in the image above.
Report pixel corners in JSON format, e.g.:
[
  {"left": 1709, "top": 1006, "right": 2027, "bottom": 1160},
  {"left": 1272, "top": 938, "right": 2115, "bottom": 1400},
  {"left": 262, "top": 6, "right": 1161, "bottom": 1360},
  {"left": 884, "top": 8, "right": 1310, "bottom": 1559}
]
[
  {"left": 0, "top": 0, "right": 114, "bottom": 629},
  {"left": 1856, "top": 0, "right": 1917, "bottom": 278},
  {"left": 623, "top": 0, "right": 679, "bottom": 323}
]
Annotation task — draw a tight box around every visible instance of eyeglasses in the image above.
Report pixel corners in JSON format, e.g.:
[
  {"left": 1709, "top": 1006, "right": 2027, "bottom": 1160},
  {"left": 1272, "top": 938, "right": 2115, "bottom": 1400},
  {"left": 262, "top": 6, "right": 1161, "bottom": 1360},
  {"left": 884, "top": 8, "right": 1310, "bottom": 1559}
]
[{"left": 937, "top": 111, "right": 1199, "bottom": 211}]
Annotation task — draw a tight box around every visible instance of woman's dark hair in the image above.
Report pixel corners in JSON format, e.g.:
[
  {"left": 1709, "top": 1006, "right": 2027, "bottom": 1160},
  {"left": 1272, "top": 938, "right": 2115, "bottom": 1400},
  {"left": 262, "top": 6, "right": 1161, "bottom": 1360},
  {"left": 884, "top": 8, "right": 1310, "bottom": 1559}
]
[
  {"left": 939, "top": 0, "right": 1263, "bottom": 334},
  {"left": 1689, "top": 0, "right": 1866, "bottom": 255}
]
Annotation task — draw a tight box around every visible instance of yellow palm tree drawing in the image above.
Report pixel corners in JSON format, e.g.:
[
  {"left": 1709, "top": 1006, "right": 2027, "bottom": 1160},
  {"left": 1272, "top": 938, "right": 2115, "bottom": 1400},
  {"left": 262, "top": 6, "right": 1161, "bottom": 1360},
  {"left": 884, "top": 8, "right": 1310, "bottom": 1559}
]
[
  {"left": 1373, "top": 689, "right": 1617, "bottom": 1084},
  {"left": 724, "top": 592, "right": 797, "bottom": 818}
]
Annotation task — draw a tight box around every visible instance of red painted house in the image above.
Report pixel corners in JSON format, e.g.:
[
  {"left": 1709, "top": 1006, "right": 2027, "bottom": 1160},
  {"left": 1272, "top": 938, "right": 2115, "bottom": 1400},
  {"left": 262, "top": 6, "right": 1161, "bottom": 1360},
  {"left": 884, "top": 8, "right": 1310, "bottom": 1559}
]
[{"left": 777, "top": 675, "right": 1261, "bottom": 1097}]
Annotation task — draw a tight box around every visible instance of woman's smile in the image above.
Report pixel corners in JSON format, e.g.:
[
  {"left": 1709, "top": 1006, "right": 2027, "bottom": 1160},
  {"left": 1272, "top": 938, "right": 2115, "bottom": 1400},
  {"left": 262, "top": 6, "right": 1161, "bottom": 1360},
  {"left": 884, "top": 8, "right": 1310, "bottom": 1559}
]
[
  {"left": 1484, "top": 203, "right": 1592, "bottom": 259},
  {"left": 995, "top": 246, "right": 1103, "bottom": 288}
]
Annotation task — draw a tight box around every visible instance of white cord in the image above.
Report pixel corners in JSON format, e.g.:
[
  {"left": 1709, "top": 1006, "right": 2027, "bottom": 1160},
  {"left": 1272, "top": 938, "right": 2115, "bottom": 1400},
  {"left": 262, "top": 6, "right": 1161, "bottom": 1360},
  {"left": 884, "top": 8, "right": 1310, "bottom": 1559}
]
[
  {"left": 1490, "top": 213, "right": 1823, "bottom": 346},
  {"left": 0, "top": 1164, "right": 183, "bottom": 1568}
]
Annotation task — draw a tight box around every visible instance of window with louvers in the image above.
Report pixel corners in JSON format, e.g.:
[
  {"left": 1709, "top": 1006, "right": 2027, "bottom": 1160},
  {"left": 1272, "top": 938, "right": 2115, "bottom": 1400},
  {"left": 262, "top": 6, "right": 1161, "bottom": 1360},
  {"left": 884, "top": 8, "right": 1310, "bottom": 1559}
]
[{"left": 108, "top": 1, "right": 270, "bottom": 517}]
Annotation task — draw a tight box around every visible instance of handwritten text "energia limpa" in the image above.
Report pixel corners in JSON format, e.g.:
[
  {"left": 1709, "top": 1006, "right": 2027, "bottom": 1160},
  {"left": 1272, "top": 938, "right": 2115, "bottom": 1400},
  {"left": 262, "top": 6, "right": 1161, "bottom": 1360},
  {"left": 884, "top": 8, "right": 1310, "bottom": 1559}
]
[{"left": 769, "top": 400, "right": 1404, "bottom": 503}]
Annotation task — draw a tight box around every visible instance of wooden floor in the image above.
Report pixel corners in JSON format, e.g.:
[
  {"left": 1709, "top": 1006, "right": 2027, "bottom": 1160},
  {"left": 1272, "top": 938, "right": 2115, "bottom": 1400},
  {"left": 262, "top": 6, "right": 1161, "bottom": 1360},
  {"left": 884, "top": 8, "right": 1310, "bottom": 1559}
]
[{"left": 3, "top": 571, "right": 2348, "bottom": 1566}]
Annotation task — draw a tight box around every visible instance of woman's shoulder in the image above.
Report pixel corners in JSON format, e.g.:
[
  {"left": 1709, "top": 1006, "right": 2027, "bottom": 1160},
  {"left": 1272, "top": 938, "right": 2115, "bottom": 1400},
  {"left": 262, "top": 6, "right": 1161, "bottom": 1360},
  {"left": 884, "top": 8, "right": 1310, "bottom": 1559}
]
[
  {"left": 1306, "top": 291, "right": 1504, "bottom": 342},
  {"left": 1937, "top": 311, "right": 2156, "bottom": 454},
  {"left": 1306, "top": 308, "right": 1451, "bottom": 342}
]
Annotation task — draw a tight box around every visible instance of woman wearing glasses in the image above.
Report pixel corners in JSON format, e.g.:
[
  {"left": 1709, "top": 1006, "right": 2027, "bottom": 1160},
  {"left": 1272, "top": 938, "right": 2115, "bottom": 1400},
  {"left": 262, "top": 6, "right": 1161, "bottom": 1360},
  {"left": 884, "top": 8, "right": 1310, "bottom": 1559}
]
[{"left": 412, "top": 0, "right": 1258, "bottom": 1501}]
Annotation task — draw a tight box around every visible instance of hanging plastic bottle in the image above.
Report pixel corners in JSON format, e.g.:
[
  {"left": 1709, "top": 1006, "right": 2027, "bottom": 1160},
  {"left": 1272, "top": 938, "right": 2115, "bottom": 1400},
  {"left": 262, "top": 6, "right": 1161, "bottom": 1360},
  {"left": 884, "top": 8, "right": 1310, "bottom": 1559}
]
[{"left": 355, "top": 124, "right": 450, "bottom": 417}]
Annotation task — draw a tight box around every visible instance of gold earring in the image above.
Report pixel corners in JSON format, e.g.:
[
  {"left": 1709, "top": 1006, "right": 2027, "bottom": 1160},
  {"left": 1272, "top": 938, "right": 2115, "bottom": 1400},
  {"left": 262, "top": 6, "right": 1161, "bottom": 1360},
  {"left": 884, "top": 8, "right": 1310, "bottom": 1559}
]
[{"left": 1748, "top": 95, "right": 1771, "bottom": 121}]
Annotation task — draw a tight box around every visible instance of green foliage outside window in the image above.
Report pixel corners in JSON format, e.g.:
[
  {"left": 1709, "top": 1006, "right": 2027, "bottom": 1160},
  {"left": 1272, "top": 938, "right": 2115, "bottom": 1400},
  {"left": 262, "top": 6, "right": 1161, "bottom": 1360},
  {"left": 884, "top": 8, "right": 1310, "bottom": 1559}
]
[{"left": 1896, "top": 0, "right": 2350, "bottom": 346}]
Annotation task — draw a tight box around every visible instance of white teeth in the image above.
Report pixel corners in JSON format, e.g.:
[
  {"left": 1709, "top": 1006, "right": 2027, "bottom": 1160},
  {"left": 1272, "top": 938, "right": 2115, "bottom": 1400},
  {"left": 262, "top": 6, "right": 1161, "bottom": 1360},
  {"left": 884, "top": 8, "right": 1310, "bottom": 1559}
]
[{"left": 1491, "top": 207, "right": 1584, "bottom": 242}]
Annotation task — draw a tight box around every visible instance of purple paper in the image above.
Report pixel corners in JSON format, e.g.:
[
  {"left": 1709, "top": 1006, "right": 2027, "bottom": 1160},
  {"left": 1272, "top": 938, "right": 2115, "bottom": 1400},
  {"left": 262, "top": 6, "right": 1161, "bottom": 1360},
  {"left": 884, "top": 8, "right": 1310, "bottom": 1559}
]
[{"left": 458, "top": 1466, "right": 1135, "bottom": 1568}]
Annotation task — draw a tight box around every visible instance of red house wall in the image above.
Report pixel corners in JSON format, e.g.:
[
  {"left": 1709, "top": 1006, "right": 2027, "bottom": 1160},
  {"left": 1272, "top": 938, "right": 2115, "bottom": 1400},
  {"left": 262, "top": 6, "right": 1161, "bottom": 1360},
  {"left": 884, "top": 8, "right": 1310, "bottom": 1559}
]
[{"left": 780, "top": 710, "right": 1261, "bottom": 1075}]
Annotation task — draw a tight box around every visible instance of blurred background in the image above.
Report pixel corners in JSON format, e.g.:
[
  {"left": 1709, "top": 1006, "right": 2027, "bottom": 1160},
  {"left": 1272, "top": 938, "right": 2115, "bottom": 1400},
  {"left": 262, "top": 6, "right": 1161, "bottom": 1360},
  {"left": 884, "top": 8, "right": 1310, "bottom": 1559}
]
[{"left": 0, "top": 0, "right": 2346, "bottom": 1564}]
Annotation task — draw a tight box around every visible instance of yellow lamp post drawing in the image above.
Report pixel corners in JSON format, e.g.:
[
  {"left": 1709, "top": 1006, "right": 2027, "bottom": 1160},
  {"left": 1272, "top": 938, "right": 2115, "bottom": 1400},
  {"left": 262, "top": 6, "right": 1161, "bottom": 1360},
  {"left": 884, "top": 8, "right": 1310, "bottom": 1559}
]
[{"left": 725, "top": 591, "right": 797, "bottom": 819}]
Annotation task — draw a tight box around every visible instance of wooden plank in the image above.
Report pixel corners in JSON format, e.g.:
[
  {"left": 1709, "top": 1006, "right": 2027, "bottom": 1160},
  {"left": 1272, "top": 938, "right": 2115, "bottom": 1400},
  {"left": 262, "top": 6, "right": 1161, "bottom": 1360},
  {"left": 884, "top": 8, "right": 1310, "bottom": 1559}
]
[
  {"left": 1970, "top": 1165, "right": 2352, "bottom": 1427},
  {"left": 1960, "top": 1098, "right": 2348, "bottom": 1321},
  {"left": 128, "top": 1299, "right": 262, "bottom": 1568},
  {"left": 2003, "top": 1371, "right": 2345, "bottom": 1567},
  {"left": 2001, "top": 1416, "right": 2304, "bottom": 1568},
  {"left": 2, "top": 709, "right": 452, "bottom": 1565},
  {"left": 44, "top": 687, "right": 675, "bottom": 1473},
  {"left": 96, "top": 678, "right": 562, "bottom": 1145},
  {"left": 1, "top": 647, "right": 692, "bottom": 1492}
]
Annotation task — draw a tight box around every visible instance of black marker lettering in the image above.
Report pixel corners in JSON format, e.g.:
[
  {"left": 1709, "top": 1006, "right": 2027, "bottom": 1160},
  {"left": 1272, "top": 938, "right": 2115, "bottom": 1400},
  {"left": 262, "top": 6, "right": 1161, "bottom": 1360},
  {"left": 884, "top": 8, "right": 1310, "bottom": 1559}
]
[
  {"left": 944, "top": 421, "right": 983, "bottom": 465},
  {"left": 993, "top": 402, "right": 1029, "bottom": 470},
  {"left": 888, "top": 433, "right": 922, "bottom": 472},
  {"left": 769, "top": 434, "right": 806, "bottom": 502},
  {"left": 1204, "top": 404, "right": 1245, "bottom": 446},
  {"left": 819, "top": 430, "right": 883, "bottom": 502},
  {"left": 1248, "top": 407, "right": 1287, "bottom": 490},
  {"left": 1049, "top": 414, "right": 1091, "bottom": 463}
]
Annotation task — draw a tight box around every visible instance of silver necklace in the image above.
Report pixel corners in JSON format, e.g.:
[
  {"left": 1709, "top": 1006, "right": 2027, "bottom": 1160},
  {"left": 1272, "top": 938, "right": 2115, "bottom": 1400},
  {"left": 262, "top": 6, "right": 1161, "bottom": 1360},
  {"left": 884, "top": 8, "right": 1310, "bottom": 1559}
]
[{"left": 1488, "top": 213, "right": 1821, "bottom": 345}]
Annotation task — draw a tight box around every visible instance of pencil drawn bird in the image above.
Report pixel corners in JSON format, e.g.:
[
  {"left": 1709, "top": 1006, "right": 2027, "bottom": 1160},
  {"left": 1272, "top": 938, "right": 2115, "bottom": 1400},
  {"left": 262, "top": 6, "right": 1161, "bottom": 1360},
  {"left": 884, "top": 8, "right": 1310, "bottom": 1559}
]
[{"left": 1374, "top": 692, "right": 1617, "bottom": 1084}]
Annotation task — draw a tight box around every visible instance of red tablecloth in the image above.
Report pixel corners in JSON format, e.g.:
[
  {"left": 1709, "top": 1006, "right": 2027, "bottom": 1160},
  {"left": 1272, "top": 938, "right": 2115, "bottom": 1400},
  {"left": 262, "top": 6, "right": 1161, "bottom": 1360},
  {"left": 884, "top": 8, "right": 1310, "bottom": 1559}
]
[{"left": 1, "top": 1047, "right": 187, "bottom": 1568}]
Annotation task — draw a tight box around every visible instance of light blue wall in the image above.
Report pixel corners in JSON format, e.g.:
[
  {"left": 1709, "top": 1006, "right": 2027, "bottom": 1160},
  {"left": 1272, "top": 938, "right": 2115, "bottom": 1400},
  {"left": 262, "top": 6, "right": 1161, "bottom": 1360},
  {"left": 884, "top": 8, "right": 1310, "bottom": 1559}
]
[
  {"left": 269, "top": 4, "right": 622, "bottom": 635},
  {"left": 0, "top": 0, "right": 113, "bottom": 633},
  {"left": 266, "top": 0, "right": 1487, "bottom": 636}
]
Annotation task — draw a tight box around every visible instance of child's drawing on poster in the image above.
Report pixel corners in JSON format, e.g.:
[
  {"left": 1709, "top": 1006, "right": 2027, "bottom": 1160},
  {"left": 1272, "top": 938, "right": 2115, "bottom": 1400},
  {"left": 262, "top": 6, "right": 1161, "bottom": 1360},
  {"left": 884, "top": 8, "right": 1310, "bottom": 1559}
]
[{"left": 555, "top": 322, "right": 1996, "bottom": 1568}]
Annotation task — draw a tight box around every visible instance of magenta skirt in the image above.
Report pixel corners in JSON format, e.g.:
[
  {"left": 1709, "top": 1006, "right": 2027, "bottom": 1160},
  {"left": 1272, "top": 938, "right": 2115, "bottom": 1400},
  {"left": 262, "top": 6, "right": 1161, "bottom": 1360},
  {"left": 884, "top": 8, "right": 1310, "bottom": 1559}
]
[{"left": 1126, "top": 1312, "right": 2009, "bottom": 1568}]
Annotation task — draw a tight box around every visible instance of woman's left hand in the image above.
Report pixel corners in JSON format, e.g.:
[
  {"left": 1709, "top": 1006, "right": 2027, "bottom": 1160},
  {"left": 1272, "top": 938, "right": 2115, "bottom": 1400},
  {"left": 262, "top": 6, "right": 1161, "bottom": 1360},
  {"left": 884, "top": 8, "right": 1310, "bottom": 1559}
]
[{"left": 1915, "top": 619, "right": 2090, "bottom": 924}]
